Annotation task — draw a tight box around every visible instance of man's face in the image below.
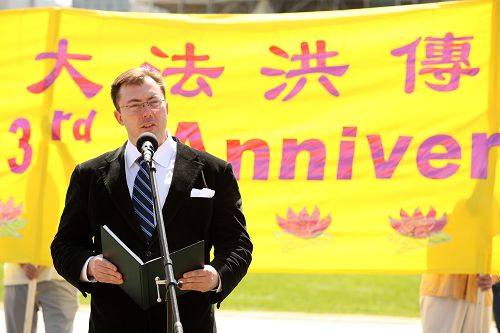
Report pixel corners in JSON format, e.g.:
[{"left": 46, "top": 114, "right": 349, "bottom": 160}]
[{"left": 114, "top": 76, "right": 168, "bottom": 146}]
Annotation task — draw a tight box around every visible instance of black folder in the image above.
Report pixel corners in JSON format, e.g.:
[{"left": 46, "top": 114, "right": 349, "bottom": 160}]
[{"left": 100, "top": 225, "right": 204, "bottom": 310}]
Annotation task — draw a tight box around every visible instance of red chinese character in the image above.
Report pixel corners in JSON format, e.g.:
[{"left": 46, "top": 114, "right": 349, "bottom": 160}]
[
  {"left": 391, "top": 33, "right": 479, "bottom": 93},
  {"left": 142, "top": 43, "right": 224, "bottom": 97},
  {"left": 261, "top": 40, "right": 349, "bottom": 101},
  {"left": 27, "top": 39, "right": 102, "bottom": 98}
]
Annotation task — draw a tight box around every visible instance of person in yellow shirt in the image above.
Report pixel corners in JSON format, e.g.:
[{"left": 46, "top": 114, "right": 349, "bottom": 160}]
[
  {"left": 3, "top": 263, "right": 79, "bottom": 333},
  {"left": 420, "top": 274, "right": 495, "bottom": 333}
]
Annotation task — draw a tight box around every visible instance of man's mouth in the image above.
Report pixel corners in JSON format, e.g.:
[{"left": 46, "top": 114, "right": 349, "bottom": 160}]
[{"left": 141, "top": 123, "right": 155, "bottom": 129}]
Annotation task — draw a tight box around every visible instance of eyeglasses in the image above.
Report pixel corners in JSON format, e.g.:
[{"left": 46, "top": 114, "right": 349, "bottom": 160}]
[{"left": 119, "top": 98, "right": 164, "bottom": 114}]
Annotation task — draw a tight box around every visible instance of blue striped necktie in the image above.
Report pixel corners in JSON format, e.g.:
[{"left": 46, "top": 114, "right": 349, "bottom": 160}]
[{"left": 132, "top": 156, "right": 156, "bottom": 240}]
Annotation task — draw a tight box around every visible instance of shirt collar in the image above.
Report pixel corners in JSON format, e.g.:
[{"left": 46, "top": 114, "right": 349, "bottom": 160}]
[{"left": 125, "top": 131, "right": 176, "bottom": 169}]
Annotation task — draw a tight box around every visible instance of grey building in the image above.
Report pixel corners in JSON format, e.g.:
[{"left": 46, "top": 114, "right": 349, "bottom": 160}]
[{"left": 0, "top": 0, "right": 449, "bottom": 13}]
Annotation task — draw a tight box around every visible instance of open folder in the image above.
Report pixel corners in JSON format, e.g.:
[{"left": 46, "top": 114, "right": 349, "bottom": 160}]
[{"left": 100, "top": 225, "right": 204, "bottom": 310}]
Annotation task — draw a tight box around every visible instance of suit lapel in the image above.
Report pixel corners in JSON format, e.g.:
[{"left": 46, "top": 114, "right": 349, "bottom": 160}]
[
  {"left": 100, "top": 144, "right": 147, "bottom": 243},
  {"left": 149, "top": 141, "right": 203, "bottom": 244}
]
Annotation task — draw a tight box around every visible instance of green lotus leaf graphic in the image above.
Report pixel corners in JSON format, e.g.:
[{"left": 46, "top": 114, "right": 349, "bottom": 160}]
[{"left": 0, "top": 197, "right": 26, "bottom": 238}]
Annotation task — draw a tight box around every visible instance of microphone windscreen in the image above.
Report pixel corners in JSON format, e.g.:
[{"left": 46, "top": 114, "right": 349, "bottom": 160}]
[{"left": 136, "top": 132, "right": 159, "bottom": 152}]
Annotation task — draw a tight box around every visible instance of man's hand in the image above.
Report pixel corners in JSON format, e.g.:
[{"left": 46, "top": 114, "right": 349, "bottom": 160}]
[
  {"left": 88, "top": 254, "right": 123, "bottom": 284},
  {"left": 20, "top": 264, "right": 43, "bottom": 280},
  {"left": 476, "top": 274, "right": 493, "bottom": 291},
  {"left": 178, "top": 265, "right": 219, "bottom": 292}
]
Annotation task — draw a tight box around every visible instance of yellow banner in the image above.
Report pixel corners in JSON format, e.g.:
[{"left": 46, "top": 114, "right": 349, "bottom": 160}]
[{"left": 1, "top": 1, "right": 499, "bottom": 274}]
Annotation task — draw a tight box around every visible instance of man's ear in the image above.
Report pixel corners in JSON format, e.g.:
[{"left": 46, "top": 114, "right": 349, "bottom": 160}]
[{"left": 114, "top": 110, "right": 124, "bottom": 125}]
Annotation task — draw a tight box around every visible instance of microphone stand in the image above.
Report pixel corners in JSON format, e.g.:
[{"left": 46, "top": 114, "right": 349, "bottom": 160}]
[{"left": 147, "top": 160, "right": 183, "bottom": 333}]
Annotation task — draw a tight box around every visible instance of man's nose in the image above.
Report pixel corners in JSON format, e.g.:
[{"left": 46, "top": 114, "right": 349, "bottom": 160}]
[{"left": 141, "top": 104, "right": 154, "bottom": 116}]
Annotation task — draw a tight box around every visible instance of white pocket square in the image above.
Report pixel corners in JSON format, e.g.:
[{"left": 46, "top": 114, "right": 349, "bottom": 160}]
[{"left": 190, "top": 188, "right": 215, "bottom": 198}]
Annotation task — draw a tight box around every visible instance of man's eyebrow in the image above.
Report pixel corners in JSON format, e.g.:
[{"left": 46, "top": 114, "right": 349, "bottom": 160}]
[
  {"left": 123, "top": 95, "right": 161, "bottom": 104},
  {"left": 123, "top": 98, "right": 142, "bottom": 104}
]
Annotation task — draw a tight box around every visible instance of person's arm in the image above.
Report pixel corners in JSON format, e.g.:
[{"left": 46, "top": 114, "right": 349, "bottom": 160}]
[
  {"left": 86, "top": 254, "right": 123, "bottom": 284},
  {"left": 19, "top": 264, "right": 44, "bottom": 280},
  {"left": 177, "top": 163, "right": 251, "bottom": 300},
  {"left": 207, "top": 163, "right": 253, "bottom": 305},
  {"left": 178, "top": 265, "right": 221, "bottom": 292},
  {"left": 51, "top": 164, "right": 96, "bottom": 294},
  {"left": 476, "top": 274, "right": 494, "bottom": 291}
]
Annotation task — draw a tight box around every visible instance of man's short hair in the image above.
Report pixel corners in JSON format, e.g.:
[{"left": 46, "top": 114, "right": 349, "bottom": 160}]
[{"left": 111, "top": 67, "right": 166, "bottom": 110}]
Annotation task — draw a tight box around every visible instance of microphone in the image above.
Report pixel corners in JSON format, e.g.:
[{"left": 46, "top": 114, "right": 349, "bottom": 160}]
[{"left": 136, "top": 132, "right": 158, "bottom": 163}]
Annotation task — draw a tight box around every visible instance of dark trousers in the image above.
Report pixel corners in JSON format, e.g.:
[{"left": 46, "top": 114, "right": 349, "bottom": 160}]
[{"left": 493, "top": 283, "right": 500, "bottom": 333}]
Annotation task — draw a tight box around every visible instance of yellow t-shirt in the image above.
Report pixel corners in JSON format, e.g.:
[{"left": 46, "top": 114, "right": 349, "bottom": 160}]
[
  {"left": 3, "top": 263, "right": 65, "bottom": 286},
  {"left": 420, "top": 274, "right": 495, "bottom": 305}
]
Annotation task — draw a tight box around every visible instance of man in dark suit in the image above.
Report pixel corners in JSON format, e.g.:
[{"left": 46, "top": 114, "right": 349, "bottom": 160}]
[{"left": 51, "top": 67, "right": 253, "bottom": 333}]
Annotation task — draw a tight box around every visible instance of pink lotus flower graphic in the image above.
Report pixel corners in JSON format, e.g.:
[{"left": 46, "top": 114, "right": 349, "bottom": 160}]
[
  {"left": 389, "top": 207, "right": 450, "bottom": 252},
  {"left": 276, "top": 206, "right": 331, "bottom": 239},
  {"left": 390, "top": 207, "right": 447, "bottom": 239},
  {"left": 0, "top": 197, "right": 26, "bottom": 238}
]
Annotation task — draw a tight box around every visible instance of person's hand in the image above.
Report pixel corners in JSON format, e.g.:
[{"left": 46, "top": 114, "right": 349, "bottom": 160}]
[
  {"left": 178, "top": 265, "right": 219, "bottom": 292},
  {"left": 20, "top": 264, "right": 43, "bottom": 280},
  {"left": 476, "top": 274, "right": 493, "bottom": 291},
  {"left": 88, "top": 254, "right": 123, "bottom": 284}
]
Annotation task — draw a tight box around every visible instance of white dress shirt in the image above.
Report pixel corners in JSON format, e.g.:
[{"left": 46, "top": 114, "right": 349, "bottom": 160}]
[{"left": 124, "top": 134, "right": 177, "bottom": 207}]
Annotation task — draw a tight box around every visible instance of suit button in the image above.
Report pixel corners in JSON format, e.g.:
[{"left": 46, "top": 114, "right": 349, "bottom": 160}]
[{"left": 145, "top": 251, "right": 152, "bottom": 257}]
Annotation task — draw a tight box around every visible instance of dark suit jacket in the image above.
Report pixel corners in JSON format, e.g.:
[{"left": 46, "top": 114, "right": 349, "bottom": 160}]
[{"left": 51, "top": 138, "right": 253, "bottom": 333}]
